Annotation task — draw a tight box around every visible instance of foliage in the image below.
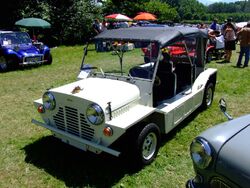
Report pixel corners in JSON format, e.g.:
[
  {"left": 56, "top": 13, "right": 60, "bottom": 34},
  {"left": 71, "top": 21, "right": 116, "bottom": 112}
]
[
  {"left": 1, "top": 0, "right": 250, "bottom": 45},
  {"left": 18, "top": 0, "right": 101, "bottom": 45},
  {"left": 102, "top": 0, "right": 150, "bottom": 18},
  {"left": 178, "top": 0, "right": 207, "bottom": 21},
  {"left": 207, "top": 1, "right": 250, "bottom": 13},
  {"left": 142, "top": 1, "right": 179, "bottom": 22},
  {"left": 0, "top": 0, "right": 23, "bottom": 29}
]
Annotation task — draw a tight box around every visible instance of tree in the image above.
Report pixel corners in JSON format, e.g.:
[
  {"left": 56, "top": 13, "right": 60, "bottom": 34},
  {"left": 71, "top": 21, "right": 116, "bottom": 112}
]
[
  {"left": 142, "top": 1, "right": 178, "bottom": 22},
  {"left": 178, "top": 0, "right": 206, "bottom": 20},
  {"left": 102, "top": 0, "right": 149, "bottom": 17},
  {"left": 0, "top": 0, "right": 23, "bottom": 29}
]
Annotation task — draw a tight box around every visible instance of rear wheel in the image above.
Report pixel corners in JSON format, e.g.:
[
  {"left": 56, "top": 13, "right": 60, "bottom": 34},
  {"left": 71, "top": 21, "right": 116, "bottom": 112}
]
[
  {"left": 201, "top": 82, "right": 214, "bottom": 109},
  {"left": 0, "top": 57, "right": 8, "bottom": 71}
]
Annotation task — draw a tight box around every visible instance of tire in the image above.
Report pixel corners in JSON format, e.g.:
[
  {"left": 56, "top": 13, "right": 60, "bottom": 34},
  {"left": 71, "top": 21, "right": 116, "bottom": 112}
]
[
  {"left": 201, "top": 82, "right": 214, "bottom": 109},
  {"left": 0, "top": 57, "right": 8, "bottom": 71},
  {"left": 0, "top": 56, "right": 18, "bottom": 71},
  {"left": 132, "top": 123, "right": 161, "bottom": 166},
  {"left": 44, "top": 53, "right": 52, "bottom": 65}
]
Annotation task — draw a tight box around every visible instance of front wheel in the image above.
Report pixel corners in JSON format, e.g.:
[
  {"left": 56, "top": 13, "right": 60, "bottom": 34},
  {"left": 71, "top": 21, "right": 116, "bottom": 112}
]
[
  {"left": 201, "top": 82, "right": 214, "bottom": 109},
  {"left": 44, "top": 53, "right": 52, "bottom": 65},
  {"left": 133, "top": 123, "right": 160, "bottom": 166},
  {"left": 0, "top": 56, "right": 18, "bottom": 71}
]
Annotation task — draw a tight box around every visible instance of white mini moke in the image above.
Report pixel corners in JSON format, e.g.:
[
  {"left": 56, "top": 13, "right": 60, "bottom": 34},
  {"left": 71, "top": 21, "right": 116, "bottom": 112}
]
[{"left": 32, "top": 27, "right": 217, "bottom": 166}]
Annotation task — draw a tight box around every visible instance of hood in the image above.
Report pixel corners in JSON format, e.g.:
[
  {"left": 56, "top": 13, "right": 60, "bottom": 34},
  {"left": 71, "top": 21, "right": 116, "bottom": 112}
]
[
  {"left": 6, "top": 44, "right": 40, "bottom": 55},
  {"left": 50, "top": 77, "right": 140, "bottom": 110},
  {"left": 216, "top": 123, "right": 250, "bottom": 187},
  {"left": 200, "top": 114, "right": 250, "bottom": 187},
  {"left": 199, "top": 114, "right": 250, "bottom": 153}
]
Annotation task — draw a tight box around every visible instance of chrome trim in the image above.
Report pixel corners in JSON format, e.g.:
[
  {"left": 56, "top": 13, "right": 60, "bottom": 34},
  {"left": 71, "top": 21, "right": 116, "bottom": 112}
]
[{"left": 31, "top": 119, "right": 121, "bottom": 157}]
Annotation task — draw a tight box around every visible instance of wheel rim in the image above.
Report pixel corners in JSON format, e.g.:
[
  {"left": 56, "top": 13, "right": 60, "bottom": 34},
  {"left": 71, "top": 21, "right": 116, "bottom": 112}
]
[
  {"left": 206, "top": 87, "right": 213, "bottom": 106},
  {"left": 142, "top": 132, "right": 157, "bottom": 160}
]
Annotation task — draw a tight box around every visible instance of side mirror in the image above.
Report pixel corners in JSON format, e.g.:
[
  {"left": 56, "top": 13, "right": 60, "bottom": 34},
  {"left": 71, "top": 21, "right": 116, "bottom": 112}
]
[
  {"left": 219, "top": 98, "right": 233, "bottom": 121},
  {"left": 219, "top": 98, "right": 227, "bottom": 112}
]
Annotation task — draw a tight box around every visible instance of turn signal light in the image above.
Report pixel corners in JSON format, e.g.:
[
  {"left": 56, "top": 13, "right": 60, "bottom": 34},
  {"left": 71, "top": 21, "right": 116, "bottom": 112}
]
[
  {"left": 103, "top": 127, "right": 113, "bottom": 137},
  {"left": 37, "top": 105, "right": 45, "bottom": 113}
]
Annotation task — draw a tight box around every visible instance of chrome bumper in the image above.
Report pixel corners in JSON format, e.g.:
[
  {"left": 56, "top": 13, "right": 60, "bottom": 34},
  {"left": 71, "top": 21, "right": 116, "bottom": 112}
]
[{"left": 31, "top": 119, "right": 121, "bottom": 157}]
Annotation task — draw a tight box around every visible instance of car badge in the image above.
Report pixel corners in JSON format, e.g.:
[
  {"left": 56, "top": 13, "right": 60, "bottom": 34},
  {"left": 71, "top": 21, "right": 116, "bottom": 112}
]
[{"left": 71, "top": 86, "right": 83, "bottom": 94}]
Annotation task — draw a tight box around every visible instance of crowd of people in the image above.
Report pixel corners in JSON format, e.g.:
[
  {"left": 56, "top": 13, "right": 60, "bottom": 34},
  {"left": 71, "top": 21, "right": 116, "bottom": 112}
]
[
  {"left": 92, "top": 18, "right": 250, "bottom": 68},
  {"left": 200, "top": 18, "right": 250, "bottom": 67}
]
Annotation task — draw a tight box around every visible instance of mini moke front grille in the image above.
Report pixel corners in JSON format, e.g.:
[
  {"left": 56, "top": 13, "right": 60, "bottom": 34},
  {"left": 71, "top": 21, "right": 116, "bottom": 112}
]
[{"left": 53, "top": 106, "right": 94, "bottom": 141}]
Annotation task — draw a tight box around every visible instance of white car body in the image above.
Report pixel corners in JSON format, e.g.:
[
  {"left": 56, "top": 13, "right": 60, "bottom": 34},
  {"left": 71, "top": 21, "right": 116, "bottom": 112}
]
[{"left": 32, "top": 27, "right": 217, "bottom": 165}]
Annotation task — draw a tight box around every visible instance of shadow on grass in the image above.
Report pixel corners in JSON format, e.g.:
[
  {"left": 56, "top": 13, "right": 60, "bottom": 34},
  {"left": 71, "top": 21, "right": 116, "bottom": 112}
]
[
  {"left": 23, "top": 136, "right": 139, "bottom": 188},
  {"left": 23, "top": 107, "right": 202, "bottom": 187},
  {"left": 0, "top": 64, "right": 49, "bottom": 73}
]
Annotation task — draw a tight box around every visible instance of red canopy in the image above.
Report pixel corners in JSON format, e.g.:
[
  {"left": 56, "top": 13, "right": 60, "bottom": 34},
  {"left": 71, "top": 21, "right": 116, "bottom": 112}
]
[
  {"left": 105, "top": 14, "right": 132, "bottom": 21},
  {"left": 134, "top": 12, "right": 157, "bottom": 21}
]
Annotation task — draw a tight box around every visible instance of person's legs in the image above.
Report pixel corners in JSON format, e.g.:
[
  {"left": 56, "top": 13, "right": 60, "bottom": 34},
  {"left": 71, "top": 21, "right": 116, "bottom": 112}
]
[
  {"left": 224, "top": 50, "right": 229, "bottom": 61},
  {"left": 237, "top": 46, "right": 244, "bottom": 66},
  {"left": 226, "top": 50, "right": 232, "bottom": 62},
  {"left": 243, "top": 46, "right": 250, "bottom": 67}
]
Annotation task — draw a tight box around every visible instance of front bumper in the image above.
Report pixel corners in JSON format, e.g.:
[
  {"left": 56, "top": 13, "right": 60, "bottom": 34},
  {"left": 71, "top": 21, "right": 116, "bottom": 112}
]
[
  {"left": 21, "top": 55, "right": 46, "bottom": 66},
  {"left": 20, "top": 60, "right": 45, "bottom": 66},
  {"left": 31, "top": 119, "right": 121, "bottom": 157}
]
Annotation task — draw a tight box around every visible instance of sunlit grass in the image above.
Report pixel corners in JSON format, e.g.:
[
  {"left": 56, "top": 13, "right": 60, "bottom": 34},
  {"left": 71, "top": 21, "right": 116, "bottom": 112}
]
[{"left": 0, "top": 44, "right": 249, "bottom": 187}]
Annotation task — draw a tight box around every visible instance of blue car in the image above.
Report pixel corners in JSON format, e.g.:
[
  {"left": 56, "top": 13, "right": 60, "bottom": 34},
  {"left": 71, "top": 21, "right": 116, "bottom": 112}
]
[{"left": 0, "top": 31, "right": 52, "bottom": 71}]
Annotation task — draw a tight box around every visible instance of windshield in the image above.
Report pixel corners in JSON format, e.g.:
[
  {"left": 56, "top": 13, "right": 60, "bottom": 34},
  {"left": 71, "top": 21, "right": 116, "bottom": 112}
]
[
  {"left": 0, "top": 32, "right": 32, "bottom": 46},
  {"left": 82, "top": 35, "right": 201, "bottom": 78},
  {"left": 82, "top": 40, "right": 160, "bottom": 80}
]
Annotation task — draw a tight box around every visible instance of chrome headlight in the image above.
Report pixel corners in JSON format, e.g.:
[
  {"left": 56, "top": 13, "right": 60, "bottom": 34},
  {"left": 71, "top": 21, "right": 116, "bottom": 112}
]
[
  {"left": 86, "top": 103, "right": 104, "bottom": 125},
  {"left": 42, "top": 92, "right": 56, "bottom": 110},
  {"left": 190, "top": 138, "right": 213, "bottom": 169}
]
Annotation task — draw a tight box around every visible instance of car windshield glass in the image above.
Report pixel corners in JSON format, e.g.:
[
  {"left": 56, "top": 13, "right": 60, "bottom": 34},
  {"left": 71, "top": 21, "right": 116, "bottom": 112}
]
[
  {"left": 83, "top": 40, "right": 160, "bottom": 80},
  {"left": 1, "top": 32, "right": 32, "bottom": 46}
]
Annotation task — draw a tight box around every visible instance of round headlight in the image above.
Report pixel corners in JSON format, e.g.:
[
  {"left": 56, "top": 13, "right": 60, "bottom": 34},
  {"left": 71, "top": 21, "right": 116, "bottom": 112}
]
[
  {"left": 42, "top": 92, "right": 56, "bottom": 110},
  {"left": 86, "top": 103, "right": 104, "bottom": 125},
  {"left": 190, "top": 138, "right": 212, "bottom": 169}
]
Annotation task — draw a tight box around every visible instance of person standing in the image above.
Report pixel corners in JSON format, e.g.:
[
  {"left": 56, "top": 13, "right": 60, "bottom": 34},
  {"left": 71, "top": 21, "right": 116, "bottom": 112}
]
[
  {"left": 92, "top": 19, "right": 102, "bottom": 35},
  {"left": 210, "top": 19, "right": 220, "bottom": 31},
  {"left": 92, "top": 19, "right": 103, "bottom": 51},
  {"left": 224, "top": 22, "right": 236, "bottom": 63},
  {"left": 236, "top": 21, "right": 250, "bottom": 68}
]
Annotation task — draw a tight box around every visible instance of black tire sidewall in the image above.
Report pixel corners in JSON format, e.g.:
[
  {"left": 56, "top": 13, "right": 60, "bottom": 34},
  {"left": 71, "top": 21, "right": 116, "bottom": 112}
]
[
  {"left": 135, "top": 123, "right": 161, "bottom": 166},
  {"left": 202, "top": 82, "right": 214, "bottom": 109},
  {"left": 44, "top": 53, "right": 52, "bottom": 65}
]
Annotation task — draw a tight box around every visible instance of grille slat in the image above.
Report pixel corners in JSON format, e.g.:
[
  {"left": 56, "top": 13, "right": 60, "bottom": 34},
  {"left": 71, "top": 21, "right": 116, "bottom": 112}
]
[
  {"left": 210, "top": 178, "right": 231, "bottom": 188},
  {"left": 53, "top": 106, "right": 95, "bottom": 141}
]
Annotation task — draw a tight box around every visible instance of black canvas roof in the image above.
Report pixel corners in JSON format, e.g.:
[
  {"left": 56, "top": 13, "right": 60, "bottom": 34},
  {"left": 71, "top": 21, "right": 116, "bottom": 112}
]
[{"left": 94, "top": 26, "right": 208, "bottom": 47}]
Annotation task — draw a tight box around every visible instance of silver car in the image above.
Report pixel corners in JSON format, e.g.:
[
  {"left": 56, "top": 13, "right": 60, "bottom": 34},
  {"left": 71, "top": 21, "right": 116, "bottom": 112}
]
[{"left": 187, "top": 98, "right": 250, "bottom": 188}]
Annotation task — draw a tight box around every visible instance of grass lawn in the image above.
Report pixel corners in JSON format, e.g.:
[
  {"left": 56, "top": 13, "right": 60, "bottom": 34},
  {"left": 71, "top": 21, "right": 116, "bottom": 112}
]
[{"left": 0, "top": 44, "right": 249, "bottom": 188}]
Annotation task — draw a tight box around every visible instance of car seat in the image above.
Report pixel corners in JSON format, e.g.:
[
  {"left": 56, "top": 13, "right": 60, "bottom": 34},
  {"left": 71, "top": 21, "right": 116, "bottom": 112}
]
[{"left": 153, "top": 56, "right": 176, "bottom": 105}]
